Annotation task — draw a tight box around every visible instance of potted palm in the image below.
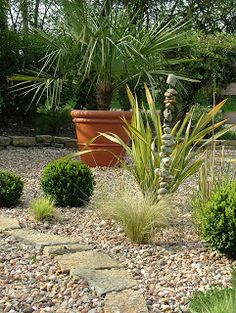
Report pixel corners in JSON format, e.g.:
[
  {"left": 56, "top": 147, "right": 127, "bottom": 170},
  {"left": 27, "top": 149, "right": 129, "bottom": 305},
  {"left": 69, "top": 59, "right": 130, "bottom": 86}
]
[{"left": 9, "top": 0, "right": 190, "bottom": 166}]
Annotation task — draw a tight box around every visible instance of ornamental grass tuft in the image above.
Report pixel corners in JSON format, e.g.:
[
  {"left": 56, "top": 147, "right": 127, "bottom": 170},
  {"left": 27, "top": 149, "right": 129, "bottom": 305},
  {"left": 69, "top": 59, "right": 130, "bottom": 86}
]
[
  {"left": 30, "top": 196, "right": 59, "bottom": 222},
  {"left": 97, "top": 190, "right": 176, "bottom": 244}
]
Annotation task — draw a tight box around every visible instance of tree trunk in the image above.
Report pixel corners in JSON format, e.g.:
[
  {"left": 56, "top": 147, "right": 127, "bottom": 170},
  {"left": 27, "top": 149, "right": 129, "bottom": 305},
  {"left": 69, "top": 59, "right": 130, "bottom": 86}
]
[
  {"left": 33, "top": 0, "right": 40, "bottom": 28},
  {"left": 20, "top": 0, "right": 29, "bottom": 32},
  {"left": 96, "top": 81, "right": 114, "bottom": 110},
  {"left": 0, "top": 0, "right": 8, "bottom": 32}
]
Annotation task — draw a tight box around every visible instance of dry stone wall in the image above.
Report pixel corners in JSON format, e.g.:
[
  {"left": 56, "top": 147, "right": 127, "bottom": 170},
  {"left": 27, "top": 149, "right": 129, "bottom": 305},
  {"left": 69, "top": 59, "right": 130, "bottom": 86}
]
[
  {"left": 0, "top": 136, "right": 77, "bottom": 149},
  {"left": 1, "top": 136, "right": 236, "bottom": 151}
]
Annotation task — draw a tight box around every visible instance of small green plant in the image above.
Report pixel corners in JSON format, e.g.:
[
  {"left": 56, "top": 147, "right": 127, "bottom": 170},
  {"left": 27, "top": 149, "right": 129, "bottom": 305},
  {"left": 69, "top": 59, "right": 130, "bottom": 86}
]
[
  {"left": 189, "top": 268, "right": 236, "bottom": 313},
  {"left": 30, "top": 196, "right": 59, "bottom": 221},
  {"left": 97, "top": 190, "right": 176, "bottom": 244},
  {"left": 0, "top": 170, "right": 23, "bottom": 207},
  {"left": 199, "top": 180, "right": 236, "bottom": 259},
  {"left": 41, "top": 159, "right": 95, "bottom": 207},
  {"left": 30, "top": 255, "right": 37, "bottom": 264},
  {"left": 191, "top": 146, "right": 218, "bottom": 230}
]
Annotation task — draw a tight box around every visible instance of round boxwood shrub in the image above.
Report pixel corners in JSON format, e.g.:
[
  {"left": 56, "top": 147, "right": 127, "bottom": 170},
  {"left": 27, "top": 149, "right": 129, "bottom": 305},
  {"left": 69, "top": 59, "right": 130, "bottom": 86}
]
[
  {"left": 41, "top": 159, "right": 95, "bottom": 207},
  {"left": 0, "top": 170, "right": 23, "bottom": 207},
  {"left": 201, "top": 181, "right": 236, "bottom": 259}
]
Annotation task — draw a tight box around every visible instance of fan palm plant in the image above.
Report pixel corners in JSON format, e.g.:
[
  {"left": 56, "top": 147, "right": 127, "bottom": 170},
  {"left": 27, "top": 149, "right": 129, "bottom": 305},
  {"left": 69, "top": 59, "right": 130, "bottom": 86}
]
[{"left": 9, "top": 0, "right": 193, "bottom": 110}]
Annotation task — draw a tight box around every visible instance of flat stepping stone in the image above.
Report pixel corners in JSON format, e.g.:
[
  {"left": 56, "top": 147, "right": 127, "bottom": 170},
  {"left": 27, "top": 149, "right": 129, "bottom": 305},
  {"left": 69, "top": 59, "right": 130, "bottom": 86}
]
[
  {"left": 0, "top": 216, "right": 20, "bottom": 231},
  {"left": 43, "top": 243, "right": 91, "bottom": 256},
  {"left": 6, "top": 229, "right": 80, "bottom": 250},
  {"left": 104, "top": 289, "right": 148, "bottom": 313},
  {"left": 56, "top": 251, "right": 122, "bottom": 272},
  {"left": 71, "top": 268, "right": 137, "bottom": 296}
]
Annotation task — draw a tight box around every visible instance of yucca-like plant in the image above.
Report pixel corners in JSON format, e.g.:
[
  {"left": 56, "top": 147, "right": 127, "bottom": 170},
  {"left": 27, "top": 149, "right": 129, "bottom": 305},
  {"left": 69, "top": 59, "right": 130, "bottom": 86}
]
[{"left": 101, "top": 84, "right": 231, "bottom": 201}]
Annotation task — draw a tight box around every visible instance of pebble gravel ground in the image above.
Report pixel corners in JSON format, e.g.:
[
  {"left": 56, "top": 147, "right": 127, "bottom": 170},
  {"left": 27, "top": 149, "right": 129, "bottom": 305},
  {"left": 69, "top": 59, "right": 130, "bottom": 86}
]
[
  {"left": 0, "top": 147, "right": 236, "bottom": 313},
  {"left": 0, "top": 233, "right": 104, "bottom": 313}
]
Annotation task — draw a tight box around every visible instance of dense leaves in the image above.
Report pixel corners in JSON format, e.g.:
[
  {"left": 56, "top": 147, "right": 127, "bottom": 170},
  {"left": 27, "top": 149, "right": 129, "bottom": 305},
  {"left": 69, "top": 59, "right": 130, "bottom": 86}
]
[
  {"left": 9, "top": 0, "right": 191, "bottom": 111},
  {"left": 94, "top": 0, "right": 236, "bottom": 33},
  {"left": 1, "top": 0, "right": 236, "bottom": 122},
  {"left": 201, "top": 181, "right": 236, "bottom": 259},
  {"left": 41, "top": 159, "right": 95, "bottom": 207},
  {"left": 0, "top": 170, "right": 23, "bottom": 207},
  {"left": 171, "top": 32, "right": 236, "bottom": 118}
]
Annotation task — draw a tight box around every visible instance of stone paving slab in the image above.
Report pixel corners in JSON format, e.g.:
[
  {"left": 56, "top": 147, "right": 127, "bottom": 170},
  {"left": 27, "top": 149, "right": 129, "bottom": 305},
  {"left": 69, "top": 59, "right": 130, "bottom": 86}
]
[
  {"left": 56, "top": 251, "right": 123, "bottom": 272},
  {"left": 104, "top": 289, "right": 148, "bottom": 313},
  {"left": 0, "top": 216, "right": 20, "bottom": 231},
  {"left": 43, "top": 243, "right": 91, "bottom": 256},
  {"left": 6, "top": 229, "right": 80, "bottom": 250},
  {"left": 71, "top": 268, "right": 137, "bottom": 296}
]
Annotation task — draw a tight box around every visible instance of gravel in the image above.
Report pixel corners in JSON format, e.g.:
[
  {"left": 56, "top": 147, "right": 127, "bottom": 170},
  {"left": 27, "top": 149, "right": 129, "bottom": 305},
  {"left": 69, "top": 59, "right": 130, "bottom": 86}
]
[
  {"left": 0, "top": 232, "right": 104, "bottom": 313},
  {"left": 0, "top": 147, "right": 236, "bottom": 313}
]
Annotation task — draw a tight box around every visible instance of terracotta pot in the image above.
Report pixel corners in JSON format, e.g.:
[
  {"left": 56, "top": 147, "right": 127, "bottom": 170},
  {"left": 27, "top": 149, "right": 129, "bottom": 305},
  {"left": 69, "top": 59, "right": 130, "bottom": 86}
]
[{"left": 71, "top": 110, "right": 132, "bottom": 167}]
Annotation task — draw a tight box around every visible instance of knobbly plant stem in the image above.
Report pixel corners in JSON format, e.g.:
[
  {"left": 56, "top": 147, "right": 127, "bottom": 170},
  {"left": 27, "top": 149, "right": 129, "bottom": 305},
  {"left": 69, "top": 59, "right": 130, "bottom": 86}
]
[{"left": 155, "top": 74, "right": 177, "bottom": 200}]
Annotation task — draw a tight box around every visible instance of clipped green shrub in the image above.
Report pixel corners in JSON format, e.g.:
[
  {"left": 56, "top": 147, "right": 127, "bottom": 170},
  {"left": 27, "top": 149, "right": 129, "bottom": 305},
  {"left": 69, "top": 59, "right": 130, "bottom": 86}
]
[
  {"left": 30, "top": 196, "right": 59, "bottom": 221},
  {"left": 0, "top": 170, "right": 23, "bottom": 207},
  {"left": 200, "top": 180, "right": 236, "bottom": 259},
  {"left": 41, "top": 159, "right": 95, "bottom": 207}
]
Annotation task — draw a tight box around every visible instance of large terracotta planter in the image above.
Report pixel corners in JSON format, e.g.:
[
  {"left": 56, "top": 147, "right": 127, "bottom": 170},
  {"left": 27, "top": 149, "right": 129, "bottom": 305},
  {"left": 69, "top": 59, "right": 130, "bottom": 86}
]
[{"left": 71, "top": 110, "right": 132, "bottom": 167}]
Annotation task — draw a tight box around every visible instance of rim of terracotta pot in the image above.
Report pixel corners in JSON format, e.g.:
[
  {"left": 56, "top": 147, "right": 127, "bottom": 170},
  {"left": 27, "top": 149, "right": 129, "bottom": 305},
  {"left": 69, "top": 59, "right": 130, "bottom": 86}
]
[{"left": 71, "top": 109, "right": 132, "bottom": 119}]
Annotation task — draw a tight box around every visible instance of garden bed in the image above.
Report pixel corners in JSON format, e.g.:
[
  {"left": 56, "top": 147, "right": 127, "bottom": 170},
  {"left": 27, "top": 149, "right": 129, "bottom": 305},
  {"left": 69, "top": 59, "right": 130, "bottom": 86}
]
[{"left": 0, "top": 147, "right": 235, "bottom": 313}]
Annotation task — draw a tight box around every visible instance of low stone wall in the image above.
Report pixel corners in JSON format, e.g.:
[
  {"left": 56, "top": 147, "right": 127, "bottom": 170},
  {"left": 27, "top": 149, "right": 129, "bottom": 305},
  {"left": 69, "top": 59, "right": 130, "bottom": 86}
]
[
  {"left": 0, "top": 135, "right": 78, "bottom": 150},
  {"left": 1, "top": 135, "right": 236, "bottom": 151}
]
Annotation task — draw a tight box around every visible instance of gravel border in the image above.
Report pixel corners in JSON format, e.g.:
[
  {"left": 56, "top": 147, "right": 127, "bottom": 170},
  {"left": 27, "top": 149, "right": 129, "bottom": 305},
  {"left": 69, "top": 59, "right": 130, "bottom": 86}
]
[{"left": 0, "top": 147, "right": 235, "bottom": 313}]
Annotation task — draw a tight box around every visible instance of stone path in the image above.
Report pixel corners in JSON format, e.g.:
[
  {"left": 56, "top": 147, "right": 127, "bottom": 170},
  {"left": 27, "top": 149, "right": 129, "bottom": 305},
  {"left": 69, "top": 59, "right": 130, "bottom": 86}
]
[
  {"left": 0, "top": 216, "right": 148, "bottom": 313},
  {"left": 0, "top": 216, "right": 20, "bottom": 231}
]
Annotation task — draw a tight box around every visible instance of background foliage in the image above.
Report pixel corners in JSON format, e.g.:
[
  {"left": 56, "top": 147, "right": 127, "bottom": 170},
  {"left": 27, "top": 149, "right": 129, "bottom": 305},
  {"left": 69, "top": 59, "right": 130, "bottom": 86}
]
[{"left": 1, "top": 0, "right": 236, "bottom": 126}]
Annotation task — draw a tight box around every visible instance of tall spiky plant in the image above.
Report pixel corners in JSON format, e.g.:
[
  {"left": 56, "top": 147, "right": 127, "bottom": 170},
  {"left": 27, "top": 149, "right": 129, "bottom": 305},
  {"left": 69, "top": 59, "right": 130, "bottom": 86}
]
[{"left": 100, "top": 84, "right": 232, "bottom": 201}]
